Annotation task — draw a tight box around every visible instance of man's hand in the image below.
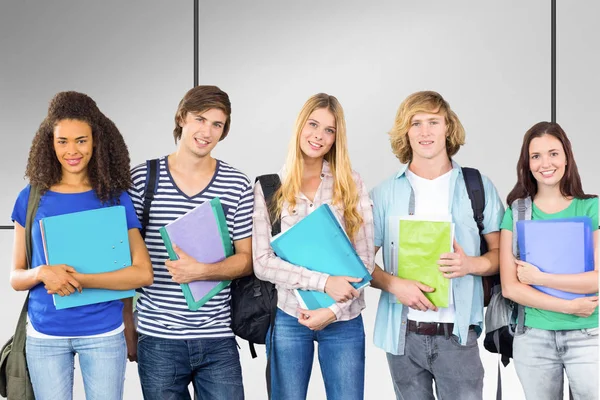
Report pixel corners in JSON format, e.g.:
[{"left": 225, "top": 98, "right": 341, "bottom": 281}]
[
  {"left": 324, "top": 276, "right": 361, "bottom": 302},
  {"left": 297, "top": 307, "right": 337, "bottom": 331},
  {"left": 515, "top": 260, "right": 544, "bottom": 285},
  {"left": 39, "top": 265, "right": 82, "bottom": 296},
  {"left": 165, "top": 244, "right": 204, "bottom": 284},
  {"left": 389, "top": 277, "right": 437, "bottom": 312},
  {"left": 438, "top": 240, "right": 474, "bottom": 279}
]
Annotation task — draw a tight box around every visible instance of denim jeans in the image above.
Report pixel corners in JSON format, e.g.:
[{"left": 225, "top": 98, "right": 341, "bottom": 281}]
[
  {"left": 137, "top": 334, "right": 244, "bottom": 400},
  {"left": 266, "top": 309, "right": 365, "bottom": 400},
  {"left": 513, "top": 326, "right": 599, "bottom": 400},
  {"left": 25, "top": 332, "right": 127, "bottom": 400},
  {"left": 386, "top": 328, "right": 484, "bottom": 400}
]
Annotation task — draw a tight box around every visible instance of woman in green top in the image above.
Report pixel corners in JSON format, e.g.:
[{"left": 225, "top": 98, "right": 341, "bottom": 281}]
[{"left": 499, "top": 121, "right": 598, "bottom": 400}]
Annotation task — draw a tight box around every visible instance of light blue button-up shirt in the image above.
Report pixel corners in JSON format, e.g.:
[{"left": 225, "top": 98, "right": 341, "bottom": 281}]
[{"left": 370, "top": 161, "right": 504, "bottom": 355}]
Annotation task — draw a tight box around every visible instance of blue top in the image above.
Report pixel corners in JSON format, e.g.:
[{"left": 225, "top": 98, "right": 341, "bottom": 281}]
[
  {"left": 11, "top": 185, "right": 142, "bottom": 336},
  {"left": 369, "top": 161, "right": 504, "bottom": 355}
]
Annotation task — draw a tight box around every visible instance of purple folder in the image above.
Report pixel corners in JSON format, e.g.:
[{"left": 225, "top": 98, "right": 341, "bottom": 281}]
[
  {"left": 159, "top": 198, "right": 233, "bottom": 310},
  {"left": 517, "top": 217, "right": 594, "bottom": 299}
]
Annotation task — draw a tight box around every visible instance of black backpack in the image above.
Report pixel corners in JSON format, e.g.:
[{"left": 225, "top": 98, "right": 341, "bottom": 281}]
[
  {"left": 140, "top": 161, "right": 280, "bottom": 358},
  {"left": 462, "top": 167, "right": 501, "bottom": 308},
  {"left": 463, "top": 168, "right": 517, "bottom": 400},
  {"left": 230, "top": 174, "right": 280, "bottom": 358}
]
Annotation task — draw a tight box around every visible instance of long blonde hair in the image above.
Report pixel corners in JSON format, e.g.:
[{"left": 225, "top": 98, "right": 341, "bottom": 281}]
[{"left": 273, "top": 93, "right": 363, "bottom": 241}]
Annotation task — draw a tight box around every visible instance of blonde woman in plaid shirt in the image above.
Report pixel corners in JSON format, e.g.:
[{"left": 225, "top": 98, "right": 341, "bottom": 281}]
[{"left": 252, "top": 93, "right": 375, "bottom": 400}]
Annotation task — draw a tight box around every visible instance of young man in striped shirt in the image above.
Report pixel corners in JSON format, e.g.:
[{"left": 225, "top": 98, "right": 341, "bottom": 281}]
[{"left": 128, "top": 86, "right": 253, "bottom": 399}]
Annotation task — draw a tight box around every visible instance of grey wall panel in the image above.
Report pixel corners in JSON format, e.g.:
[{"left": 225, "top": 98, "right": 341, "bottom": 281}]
[
  {"left": 556, "top": 1, "right": 600, "bottom": 197},
  {"left": 0, "top": 0, "right": 193, "bottom": 223}
]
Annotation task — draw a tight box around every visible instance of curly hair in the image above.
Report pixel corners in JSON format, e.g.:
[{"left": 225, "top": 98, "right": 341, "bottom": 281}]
[
  {"left": 25, "top": 91, "right": 131, "bottom": 203},
  {"left": 389, "top": 91, "right": 465, "bottom": 164}
]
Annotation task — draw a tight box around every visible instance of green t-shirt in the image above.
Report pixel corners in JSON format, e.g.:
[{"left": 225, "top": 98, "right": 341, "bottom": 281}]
[{"left": 500, "top": 197, "right": 599, "bottom": 330}]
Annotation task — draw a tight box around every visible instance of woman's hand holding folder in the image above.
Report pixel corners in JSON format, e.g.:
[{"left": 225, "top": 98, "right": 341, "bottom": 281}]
[
  {"left": 39, "top": 264, "right": 82, "bottom": 297},
  {"left": 324, "top": 276, "right": 362, "bottom": 302}
]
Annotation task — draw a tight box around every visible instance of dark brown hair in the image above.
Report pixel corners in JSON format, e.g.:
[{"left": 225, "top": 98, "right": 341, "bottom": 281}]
[
  {"left": 506, "top": 121, "right": 596, "bottom": 205},
  {"left": 25, "top": 91, "right": 131, "bottom": 203},
  {"left": 173, "top": 85, "right": 232, "bottom": 143}
]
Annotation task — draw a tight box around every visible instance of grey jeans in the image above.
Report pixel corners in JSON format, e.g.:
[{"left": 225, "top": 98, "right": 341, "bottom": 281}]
[
  {"left": 513, "top": 326, "right": 599, "bottom": 400},
  {"left": 386, "top": 329, "right": 484, "bottom": 400}
]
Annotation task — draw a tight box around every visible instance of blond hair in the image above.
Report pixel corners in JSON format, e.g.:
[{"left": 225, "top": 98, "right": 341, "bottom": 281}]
[
  {"left": 389, "top": 91, "right": 465, "bottom": 163},
  {"left": 273, "top": 93, "right": 363, "bottom": 241}
]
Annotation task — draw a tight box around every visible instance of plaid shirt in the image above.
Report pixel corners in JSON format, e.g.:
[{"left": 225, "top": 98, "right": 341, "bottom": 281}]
[{"left": 252, "top": 161, "right": 375, "bottom": 320}]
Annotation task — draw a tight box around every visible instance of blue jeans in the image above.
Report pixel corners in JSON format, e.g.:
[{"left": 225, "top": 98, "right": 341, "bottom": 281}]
[
  {"left": 25, "top": 332, "right": 127, "bottom": 400},
  {"left": 513, "top": 326, "right": 599, "bottom": 400},
  {"left": 137, "top": 334, "right": 244, "bottom": 400},
  {"left": 386, "top": 328, "right": 484, "bottom": 400},
  {"left": 266, "top": 309, "right": 365, "bottom": 400}
]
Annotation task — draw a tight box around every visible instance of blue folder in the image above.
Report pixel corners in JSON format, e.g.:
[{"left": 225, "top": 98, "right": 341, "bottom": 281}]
[
  {"left": 516, "top": 217, "right": 595, "bottom": 300},
  {"left": 270, "top": 204, "right": 372, "bottom": 310},
  {"left": 40, "top": 206, "right": 134, "bottom": 309}
]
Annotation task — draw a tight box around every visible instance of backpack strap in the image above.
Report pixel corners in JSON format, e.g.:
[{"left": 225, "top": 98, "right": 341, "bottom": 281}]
[
  {"left": 255, "top": 174, "right": 282, "bottom": 236},
  {"left": 13, "top": 185, "right": 43, "bottom": 366},
  {"left": 511, "top": 198, "right": 531, "bottom": 335},
  {"left": 255, "top": 174, "right": 282, "bottom": 400},
  {"left": 462, "top": 167, "right": 487, "bottom": 254},
  {"left": 141, "top": 159, "right": 159, "bottom": 239}
]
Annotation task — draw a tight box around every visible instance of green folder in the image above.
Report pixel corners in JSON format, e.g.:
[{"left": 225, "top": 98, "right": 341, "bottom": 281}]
[
  {"left": 397, "top": 220, "right": 452, "bottom": 307},
  {"left": 159, "top": 198, "right": 233, "bottom": 311}
]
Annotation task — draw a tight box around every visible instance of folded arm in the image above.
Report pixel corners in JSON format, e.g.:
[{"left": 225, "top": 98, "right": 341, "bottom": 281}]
[{"left": 500, "top": 229, "right": 597, "bottom": 316}]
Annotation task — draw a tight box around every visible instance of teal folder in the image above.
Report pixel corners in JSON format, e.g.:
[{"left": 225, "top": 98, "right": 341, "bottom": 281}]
[
  {"left": 159, "top": 198, "right": 233, "bottom": 311},
  {"left": 40, "top": 206, "right": 134, "bottom": 310},
  {"left": 271, "top": 204, "right": 372, "bottom": 310}
]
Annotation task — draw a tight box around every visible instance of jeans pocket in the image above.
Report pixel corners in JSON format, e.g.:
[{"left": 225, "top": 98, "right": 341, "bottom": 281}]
[
  {"left": 449, "top": 330, "right": 478, "bottom": 348},
  {"left": 137, "top": 333, "right": 148, "bottom": 344},
  {"left": 514, "top": 326, "right": 532, "bottom": 338},
  {"left": 582, "top": 327, "right": 599, "bottom": 336}
]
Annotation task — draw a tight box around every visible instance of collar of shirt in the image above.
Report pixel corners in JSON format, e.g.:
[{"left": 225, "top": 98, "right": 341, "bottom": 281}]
[
  {"left": 395, "top": 159, "right": 460, "bottom": 179},
  {"left": 278, "top": 159, "right": 333, "bottom": 200}
]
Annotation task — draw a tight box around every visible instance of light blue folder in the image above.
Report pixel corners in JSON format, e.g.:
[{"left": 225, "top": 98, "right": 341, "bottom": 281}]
[
  {"left": 40, "top": 206, "right": 134, "bottom": 310},
  {"left": 516, "top": 217, "right": 595, "bottom": 300},
  {"left": 271, "top": 204, "right": 372, "bottom": 310}
]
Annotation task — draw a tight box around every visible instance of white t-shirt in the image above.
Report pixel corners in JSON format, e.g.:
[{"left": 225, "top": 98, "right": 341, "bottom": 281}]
[{"left": 405, "top": 168, "right": 456, "bottom": 323}]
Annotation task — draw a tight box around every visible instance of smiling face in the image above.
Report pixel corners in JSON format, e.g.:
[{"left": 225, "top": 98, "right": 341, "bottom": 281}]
[
  {"left": 179, "top": 108, "right": 226, "bottom": 158},
  {"left": 53, "top": 119, "right": 94, "bottom": 178},
  {"left": 528, "top": 133, "right": 567, "bottom": 188},
  {"left": 407, "top": 112, "right": 448, "bottom": 162},
  {"left": 299, "top": 107, "right": 336, "bottom": 161}
]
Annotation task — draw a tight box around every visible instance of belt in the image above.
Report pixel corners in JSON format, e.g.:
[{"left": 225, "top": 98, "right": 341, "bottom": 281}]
[{"left": 407, "top": 320, "right": 477, "bottom": 336}]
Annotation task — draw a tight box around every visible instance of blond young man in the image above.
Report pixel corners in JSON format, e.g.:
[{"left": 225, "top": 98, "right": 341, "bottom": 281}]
[{"left": 370, "top": 91, "right": 504, "bottom": 400}]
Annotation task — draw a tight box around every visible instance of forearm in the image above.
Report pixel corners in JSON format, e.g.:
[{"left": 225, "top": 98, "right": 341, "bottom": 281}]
[
  {"left": 371, "top": 264, "right": 394, "bottom": 292},
  {"left": 536, "top": 271, "right": 598, "bottom": 294},
  {"left": 193, "top": 253, "right": 253, "bottom": 281},
  {"left": 503, "top": 280, "right": 573, "bottom": 314},
  {"left": 10, "top": 268, "right": 42, "bottom": 291},
  {"left": 121, "top": 297, "right": 136, "bottom": 327},
  {"left": 76, "top": 264, "right": 152, "bottom": 290},
  {"left": 469, "top": 249, "right": 500, "bottom": 276}
]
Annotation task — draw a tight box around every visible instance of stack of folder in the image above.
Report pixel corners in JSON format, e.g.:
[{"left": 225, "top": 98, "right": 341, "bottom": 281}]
[
  {"left": 516, "top": 217, "right": 595, "bottom": 299},
  {"left": 159, "top": 198, "right": 233, "bottom": 311},
  {"left": 40, "top": 206, "right": 135, "bottom": 310},
  {"left": 270, "top": 204, "right": 372, "bottom": 310}
]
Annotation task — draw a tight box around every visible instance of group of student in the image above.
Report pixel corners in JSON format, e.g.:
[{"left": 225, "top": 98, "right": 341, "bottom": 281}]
[{"left": 9, "top": 86, "right": 598, "bottom": 400}]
